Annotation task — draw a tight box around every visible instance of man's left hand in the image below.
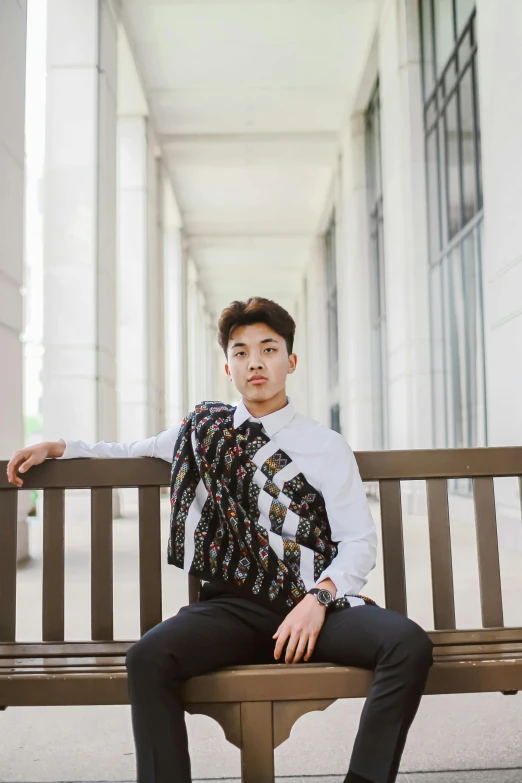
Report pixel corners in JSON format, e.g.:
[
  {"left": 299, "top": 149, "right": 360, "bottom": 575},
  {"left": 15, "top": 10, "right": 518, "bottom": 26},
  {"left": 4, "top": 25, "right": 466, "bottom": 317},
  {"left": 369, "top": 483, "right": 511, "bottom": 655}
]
[{"left": 273, "top": 593, "right": 327, "bottom": 664}]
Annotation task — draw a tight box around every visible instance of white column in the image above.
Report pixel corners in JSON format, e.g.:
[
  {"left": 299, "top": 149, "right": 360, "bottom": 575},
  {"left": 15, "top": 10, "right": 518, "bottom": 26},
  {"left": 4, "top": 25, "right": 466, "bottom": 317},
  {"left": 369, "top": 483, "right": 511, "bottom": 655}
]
[
  {"left": 377, "top": 0, "right": 432, "bottom": 450},
  {"left": 289, "top": 278, "right": 309, "bottom": 415},
  {"left": 338, "top": 118, "right": 374, "bottom": 449},
  {"left": 186, "top": 260, "right": 199, "bottom": 410},
  {"left": 303, "top": 240, "right": 329, "bottom": 426},
  {"left": 164, "top": 184, "right": 187, "bottom": 426},
  {"left": 42, "top": 0, "right": 118, "bottom": 447},
  {"left": 0, "top": 0, "right": 30, "bottom": 560},
  {"left": 147, "top": 153, "right": 166, "bottom": 437},
  {"left": 117, "top": 115, "right": 166, "bottom": 441},
  {"left": 476, "top": 0, "right": 522, "bottom": 509}
]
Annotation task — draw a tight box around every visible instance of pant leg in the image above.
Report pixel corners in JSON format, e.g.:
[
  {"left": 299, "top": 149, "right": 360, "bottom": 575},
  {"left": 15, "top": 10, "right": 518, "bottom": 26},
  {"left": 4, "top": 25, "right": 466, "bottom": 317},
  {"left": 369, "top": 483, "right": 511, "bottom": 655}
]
[
  {"left": 125, "top": 595, "right": 280, "bottom": 783},
  {"left": 312, "top": 604, "right": 433, "bottom": 783}
]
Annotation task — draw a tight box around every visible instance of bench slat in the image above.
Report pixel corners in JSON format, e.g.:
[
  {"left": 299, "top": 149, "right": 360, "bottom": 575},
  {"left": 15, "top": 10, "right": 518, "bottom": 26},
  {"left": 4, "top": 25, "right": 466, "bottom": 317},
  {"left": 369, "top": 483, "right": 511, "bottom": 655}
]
[
  {"left": 91, "top": 488, "right": 114, "bottom": 640},
  {"left": 473, "top": 477, "right": 504, "bottom": 628},
  {"left": 0, "top": 642, "right": 132, "bottom": 657},
  {"left": 0, "top": 657, "right": 126, "bottom": 668},
  {"left": 0, "top": 490, "right": 18, "bottom": 642},
  {"left": 426, "top": 479, "right": 456, "bottom": 630},
  {"left": 42, "top": 489, "right": 65, "bottom": 641},
  {"left": 5, "top": 640, "right": 522, "bottom": 671},
  {"left": 138, "top": 487, "right": 163, "bottom": 635},
  {"left": 379, "top": 480, "right": 407, "bottom": 615}
]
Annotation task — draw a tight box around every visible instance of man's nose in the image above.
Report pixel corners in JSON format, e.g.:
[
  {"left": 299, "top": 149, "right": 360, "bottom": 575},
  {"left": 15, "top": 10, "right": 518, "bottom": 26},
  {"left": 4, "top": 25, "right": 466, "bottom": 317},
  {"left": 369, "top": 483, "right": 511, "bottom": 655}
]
[{"left": 248, "top": 356, "right": 264, "bottom": 369}]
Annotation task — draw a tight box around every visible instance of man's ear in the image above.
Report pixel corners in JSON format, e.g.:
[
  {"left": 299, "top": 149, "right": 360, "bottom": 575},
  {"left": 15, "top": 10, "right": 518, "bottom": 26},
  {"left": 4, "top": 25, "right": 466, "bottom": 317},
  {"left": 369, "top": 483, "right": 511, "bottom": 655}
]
[
  {"left": 288, "top": 353, "right": 298, "bottom": 375},
  {"left": 224, "top": 362, "right": 231, "bottom": 379}
]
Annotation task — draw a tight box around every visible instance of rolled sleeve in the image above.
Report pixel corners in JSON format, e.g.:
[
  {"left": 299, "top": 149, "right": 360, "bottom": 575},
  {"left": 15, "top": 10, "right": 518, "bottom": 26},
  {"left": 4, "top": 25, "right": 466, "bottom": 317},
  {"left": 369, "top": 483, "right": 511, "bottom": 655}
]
[{"left": 315, "top": 436, "right": 377, "bottom": 597}]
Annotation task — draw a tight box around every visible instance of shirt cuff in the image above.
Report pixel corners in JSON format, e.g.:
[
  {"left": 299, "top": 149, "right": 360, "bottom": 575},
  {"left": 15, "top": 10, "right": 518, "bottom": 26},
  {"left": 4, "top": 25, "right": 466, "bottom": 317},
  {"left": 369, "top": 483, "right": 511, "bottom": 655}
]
[
  {"left": 56, "top": 439, "right": 78, "bottom": 459},
  {"left": 314, "top": 571, "right": 340, "bottom": 599},
  {"left": 315, "top": 567, "right": 365, "bottom": 600}
]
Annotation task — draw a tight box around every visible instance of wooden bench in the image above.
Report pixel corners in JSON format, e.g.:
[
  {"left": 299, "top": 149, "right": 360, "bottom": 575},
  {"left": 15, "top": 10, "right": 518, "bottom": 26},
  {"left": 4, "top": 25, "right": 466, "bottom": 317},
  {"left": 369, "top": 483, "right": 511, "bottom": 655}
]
[{"left": 1, "top": 448, "right": 522, "bottom": 783}]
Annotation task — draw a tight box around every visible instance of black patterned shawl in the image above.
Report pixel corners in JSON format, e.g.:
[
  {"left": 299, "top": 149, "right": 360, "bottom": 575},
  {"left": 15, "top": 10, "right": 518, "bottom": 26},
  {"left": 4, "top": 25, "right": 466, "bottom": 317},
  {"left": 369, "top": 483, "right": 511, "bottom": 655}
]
[{"left": 167, "top": 401, "right": 339, "bottom": 612}]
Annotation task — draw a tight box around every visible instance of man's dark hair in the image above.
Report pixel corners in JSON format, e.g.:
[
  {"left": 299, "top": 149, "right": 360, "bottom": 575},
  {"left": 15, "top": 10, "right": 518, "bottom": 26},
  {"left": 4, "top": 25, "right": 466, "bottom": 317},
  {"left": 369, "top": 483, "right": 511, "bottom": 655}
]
[{"left": 217, "top": 297, "right": 296, "bottom": 356}]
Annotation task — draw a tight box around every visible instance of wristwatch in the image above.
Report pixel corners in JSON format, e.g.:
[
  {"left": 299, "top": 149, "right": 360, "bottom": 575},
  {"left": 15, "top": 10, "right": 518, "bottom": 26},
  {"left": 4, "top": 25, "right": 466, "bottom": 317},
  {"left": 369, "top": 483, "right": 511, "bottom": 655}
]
[{"left": 307, "top": 587, "right": 334, "bottom": 609}]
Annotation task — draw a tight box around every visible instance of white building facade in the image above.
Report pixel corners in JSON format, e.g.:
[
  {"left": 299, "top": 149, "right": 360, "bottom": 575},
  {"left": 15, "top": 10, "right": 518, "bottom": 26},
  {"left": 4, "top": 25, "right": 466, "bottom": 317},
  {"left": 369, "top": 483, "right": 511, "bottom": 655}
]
[
  {"left": 301, "top": 0, "right": 522, "bottom": 518},
  {"left": 3, "top": 0, "right": 522, "bottom": 539}
]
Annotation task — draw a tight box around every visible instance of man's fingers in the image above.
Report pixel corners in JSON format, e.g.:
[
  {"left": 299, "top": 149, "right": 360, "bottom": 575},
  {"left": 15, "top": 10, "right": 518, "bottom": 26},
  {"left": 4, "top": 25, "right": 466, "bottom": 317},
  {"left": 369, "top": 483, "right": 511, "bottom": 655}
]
[
  {"left": 304, "top": 634, "right": 317, "bottom": 662},
  {"left": 7, "top": 455, "right": 24, "bottom": 486},
  {"left": 19, "top": 458, "right": 34, "bottom": 473},
  {"left": 291, "top": 634, "right": 309, "bottom": 664},
  {"left": 284, "top": 631, "right": 301, "bottom": 664},
  {"left": 274, "top": 626, "right": 290, "bottom": 660}
]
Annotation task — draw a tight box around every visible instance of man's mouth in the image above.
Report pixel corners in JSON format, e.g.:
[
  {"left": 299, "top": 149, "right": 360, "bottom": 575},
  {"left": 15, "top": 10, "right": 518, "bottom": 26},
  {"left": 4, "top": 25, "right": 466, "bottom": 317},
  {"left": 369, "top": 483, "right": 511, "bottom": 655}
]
[{"left": 248, "top": 376, "right": 268, "bottom": 385}]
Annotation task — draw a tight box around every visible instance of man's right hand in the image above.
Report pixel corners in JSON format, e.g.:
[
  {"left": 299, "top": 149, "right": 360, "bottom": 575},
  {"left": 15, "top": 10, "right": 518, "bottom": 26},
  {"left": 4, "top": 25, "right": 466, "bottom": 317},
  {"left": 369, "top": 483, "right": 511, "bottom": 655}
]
[{"left": 6, "top": 440, "right": 66, "bottom": 487}]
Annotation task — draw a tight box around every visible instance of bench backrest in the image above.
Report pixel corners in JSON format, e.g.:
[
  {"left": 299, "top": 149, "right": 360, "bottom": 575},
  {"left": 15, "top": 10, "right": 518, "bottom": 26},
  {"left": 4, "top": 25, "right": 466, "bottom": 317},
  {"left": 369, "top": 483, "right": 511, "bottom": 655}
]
[{"left": 1, "top": 448, "right": 521, "bottom": 642}]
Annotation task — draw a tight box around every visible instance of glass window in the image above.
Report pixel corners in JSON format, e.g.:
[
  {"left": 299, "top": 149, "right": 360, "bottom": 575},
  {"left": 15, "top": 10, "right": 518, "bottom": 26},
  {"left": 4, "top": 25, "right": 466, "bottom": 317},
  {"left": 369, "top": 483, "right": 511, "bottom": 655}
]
[
  {"left": 420, "top": 2, "right": 485, "bottom": 455},
  {"left": 473, "top": 60, "right": 483, "bottom": 208},
  {"left": 421, "top": 0, "right": 435, "bottom": 97},
  {"left": 456, "top": 0, "right": 475, "bottom": 37},
  {"left": 365, "top": 81, "right": 388, "bottom": 449},
  {"left": 459, "top": 68, "right": 477, "bottom": 224},
  {"left": 324, "top": 214, "right": 340, "bottom": 432},
  {"left": 444, "top": 93, "right": 461, "bottom": 238},
  {"left": 426, "top": 129, "right": 441, "bottom": 261},
  {"left": 434, "top": 0, "right": 455, "bottom": 76}
]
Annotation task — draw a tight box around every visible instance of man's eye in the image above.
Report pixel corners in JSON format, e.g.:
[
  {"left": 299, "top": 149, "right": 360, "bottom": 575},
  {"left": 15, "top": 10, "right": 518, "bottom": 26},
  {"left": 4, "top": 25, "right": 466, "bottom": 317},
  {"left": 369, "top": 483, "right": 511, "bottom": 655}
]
[{"left": 264, "top": 347, "right": 275, "bottom": 353}]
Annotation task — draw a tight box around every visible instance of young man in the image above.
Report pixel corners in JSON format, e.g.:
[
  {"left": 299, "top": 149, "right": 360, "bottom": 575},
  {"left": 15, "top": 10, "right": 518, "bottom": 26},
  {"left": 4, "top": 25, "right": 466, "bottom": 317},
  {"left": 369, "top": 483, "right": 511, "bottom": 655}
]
[{"left": 7, "top": 297, "right": 432, "bottom": 783}]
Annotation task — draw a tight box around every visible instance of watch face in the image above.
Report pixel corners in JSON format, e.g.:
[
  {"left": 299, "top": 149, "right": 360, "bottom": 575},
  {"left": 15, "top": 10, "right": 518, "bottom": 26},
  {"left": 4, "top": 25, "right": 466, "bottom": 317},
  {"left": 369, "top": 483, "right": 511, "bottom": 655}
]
[{"left": 317, "top": 589, "right": 332, "bottom": 606}]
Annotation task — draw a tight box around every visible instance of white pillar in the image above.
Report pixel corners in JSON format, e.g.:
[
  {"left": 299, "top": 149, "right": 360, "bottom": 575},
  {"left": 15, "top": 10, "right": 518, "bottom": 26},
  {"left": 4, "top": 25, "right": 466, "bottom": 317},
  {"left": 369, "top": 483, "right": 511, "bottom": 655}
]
[
  {"left": 338, "top": 118, "right": 374, "bottom": 449},
  {"left": 0, "top": 0, "right": 29, "bottom": 560},
  {"left": 164, "top": 184, "right": 187, "bottom": 426},
  {"left": 476, "top": 0, "right": 522, "bottom": 508},
  {"left": 186, "top": 260, "right": 198, "bottom": 410},
  {"left": 117, "top": 114, "right": 166, "bottom": 441},
  {"left": 304, "top": 240, "right": 329, "bottom": 426},
  {"left": 289, "top": 278, "right": 309, "bottom": 415},
  {"left": 147, "top": 154, "right": 166, "bottom": 437},
  {"left": 42, "top": 0, "right": 119, "bottom": 447},
  {"left": 378, "top": 0, "right": 432, "bottom": 450}
]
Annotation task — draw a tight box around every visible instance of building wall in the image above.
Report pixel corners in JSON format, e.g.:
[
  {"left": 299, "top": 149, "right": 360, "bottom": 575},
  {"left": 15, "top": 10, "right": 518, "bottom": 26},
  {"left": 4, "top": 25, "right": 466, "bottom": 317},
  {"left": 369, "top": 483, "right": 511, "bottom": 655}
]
[
  {"left": 476, "top": 0, "right": 522, "bottom": 511},
  {"left": 303, "top": 0, "right": 522, "bottom": 515}
]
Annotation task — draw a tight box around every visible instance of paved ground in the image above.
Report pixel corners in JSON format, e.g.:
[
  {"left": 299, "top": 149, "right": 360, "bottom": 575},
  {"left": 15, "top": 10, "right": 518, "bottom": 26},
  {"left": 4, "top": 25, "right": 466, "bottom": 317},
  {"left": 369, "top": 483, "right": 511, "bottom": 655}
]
[
  {"left": 82, "top": 774, "right": 522, "bottom": 783},
  {"left": 2, "top": 489, "right": 522, "bottom": 782}
]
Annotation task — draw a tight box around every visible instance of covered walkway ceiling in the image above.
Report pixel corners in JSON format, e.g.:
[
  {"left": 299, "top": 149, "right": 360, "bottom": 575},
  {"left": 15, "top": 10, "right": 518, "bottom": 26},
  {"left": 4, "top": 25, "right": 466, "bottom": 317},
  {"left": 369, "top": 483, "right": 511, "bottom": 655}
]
[{"left": 121, "top": 0, "right": 382, "bottom": 317}]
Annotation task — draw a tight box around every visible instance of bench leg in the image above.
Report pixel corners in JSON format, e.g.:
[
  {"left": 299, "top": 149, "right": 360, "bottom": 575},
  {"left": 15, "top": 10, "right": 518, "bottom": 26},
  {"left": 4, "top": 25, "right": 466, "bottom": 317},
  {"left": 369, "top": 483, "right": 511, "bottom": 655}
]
[{"left": 240, "top": 702, "right": 274, "bottom": 783}]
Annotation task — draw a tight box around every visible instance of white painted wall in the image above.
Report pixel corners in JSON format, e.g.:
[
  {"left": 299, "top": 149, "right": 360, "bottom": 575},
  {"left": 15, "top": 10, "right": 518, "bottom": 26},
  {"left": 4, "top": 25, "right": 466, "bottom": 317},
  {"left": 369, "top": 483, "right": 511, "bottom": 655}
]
[{"left": 476, "top": 0, "right": 522, "bottom": 511}]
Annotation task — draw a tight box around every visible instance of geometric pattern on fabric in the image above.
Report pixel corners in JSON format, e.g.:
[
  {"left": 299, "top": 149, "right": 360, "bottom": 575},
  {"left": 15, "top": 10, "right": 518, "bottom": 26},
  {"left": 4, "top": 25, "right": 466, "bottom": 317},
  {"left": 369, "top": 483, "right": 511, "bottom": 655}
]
[{"left": 167, "top": 401, "right": 339, "bottom": 611}]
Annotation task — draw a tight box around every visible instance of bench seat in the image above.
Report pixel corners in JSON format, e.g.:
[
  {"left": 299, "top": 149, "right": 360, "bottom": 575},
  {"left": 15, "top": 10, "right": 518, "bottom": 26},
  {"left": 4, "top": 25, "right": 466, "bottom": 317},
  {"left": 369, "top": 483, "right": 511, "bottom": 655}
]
[
  {"left": 2, "top": 628, "right": 522, "bottom": 710},
  {"left": 3, "top": 450, "right": 522, "bottom": 782}
]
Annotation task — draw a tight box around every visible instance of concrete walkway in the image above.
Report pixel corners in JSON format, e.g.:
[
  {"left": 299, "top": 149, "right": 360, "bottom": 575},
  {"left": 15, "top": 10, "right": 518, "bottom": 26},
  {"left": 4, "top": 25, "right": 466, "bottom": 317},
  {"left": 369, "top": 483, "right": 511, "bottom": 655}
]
[{"left": 2, "top": 491, "right": 522, "bottom": 782}]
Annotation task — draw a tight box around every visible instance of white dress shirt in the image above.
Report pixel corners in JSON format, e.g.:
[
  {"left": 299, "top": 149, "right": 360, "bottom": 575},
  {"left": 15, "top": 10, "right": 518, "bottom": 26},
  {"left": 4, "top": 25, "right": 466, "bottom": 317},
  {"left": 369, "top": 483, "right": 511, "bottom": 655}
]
[{"left": 58, "top": 398, "right": 377, "bottom": 599}]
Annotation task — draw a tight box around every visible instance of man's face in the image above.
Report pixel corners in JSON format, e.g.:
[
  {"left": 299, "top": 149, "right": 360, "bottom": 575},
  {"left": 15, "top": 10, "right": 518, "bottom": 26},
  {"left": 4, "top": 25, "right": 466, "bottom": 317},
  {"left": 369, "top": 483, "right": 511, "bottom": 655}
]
[{"left": 225, "top": 322, "right": 297, "bottom": 402}]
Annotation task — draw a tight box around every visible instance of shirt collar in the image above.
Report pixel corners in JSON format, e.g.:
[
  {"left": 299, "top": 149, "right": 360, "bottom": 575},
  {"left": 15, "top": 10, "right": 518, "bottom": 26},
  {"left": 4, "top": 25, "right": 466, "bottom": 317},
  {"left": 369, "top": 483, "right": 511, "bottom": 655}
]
[{"left": 233, "top": 397, "right": 295, "bottom": 438}]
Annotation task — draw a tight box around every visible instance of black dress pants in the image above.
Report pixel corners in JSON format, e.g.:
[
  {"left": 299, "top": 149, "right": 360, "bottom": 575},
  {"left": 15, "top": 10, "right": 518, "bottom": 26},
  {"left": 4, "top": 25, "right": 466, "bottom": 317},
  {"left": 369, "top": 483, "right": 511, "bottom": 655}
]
[{"left": 126, "top": 587, "right": 433, "bottom": 783}]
